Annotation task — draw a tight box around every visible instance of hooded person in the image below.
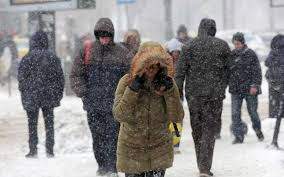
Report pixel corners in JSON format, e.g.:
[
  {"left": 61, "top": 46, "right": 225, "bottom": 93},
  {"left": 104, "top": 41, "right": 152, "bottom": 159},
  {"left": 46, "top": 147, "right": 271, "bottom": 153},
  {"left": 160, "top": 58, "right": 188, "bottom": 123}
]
[
  {"left": 229, "top": 32, "right": 264, "bottom": 144},
  {"left": 70, "top": 18, "right": 133, "bottom": 177},
  {"left": 265, "top": 34, "right": 284, "bottom": 118},
  {"left": 18, "top": 31, "right": 64, "bottom": 158},
  {"left": 175, "top": 18, "right": 231, "bottom": 177},
  {"left": 176, "top": 24, "right": 193, "bottom": 46},
  {"left": 113, "top": 41, "right": 184, "bottom": 177},
  {"left": 121, "top": 29, "right": 141, "bottom": 55}
]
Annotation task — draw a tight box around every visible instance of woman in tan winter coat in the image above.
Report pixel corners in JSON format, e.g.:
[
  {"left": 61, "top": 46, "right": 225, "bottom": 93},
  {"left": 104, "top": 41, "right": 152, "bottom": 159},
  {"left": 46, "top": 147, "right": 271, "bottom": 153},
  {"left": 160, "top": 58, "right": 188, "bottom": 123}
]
[{"left": 113, "top": 42, "right": 184, "bottom": 177}]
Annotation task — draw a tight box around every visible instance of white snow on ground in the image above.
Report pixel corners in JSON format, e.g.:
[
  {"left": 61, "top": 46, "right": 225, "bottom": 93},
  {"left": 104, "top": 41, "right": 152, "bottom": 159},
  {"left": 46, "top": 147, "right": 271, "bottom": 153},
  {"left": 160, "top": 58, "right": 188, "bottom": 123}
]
[{"left": 0, "top": 63, "right": 284, "bottom": 177}]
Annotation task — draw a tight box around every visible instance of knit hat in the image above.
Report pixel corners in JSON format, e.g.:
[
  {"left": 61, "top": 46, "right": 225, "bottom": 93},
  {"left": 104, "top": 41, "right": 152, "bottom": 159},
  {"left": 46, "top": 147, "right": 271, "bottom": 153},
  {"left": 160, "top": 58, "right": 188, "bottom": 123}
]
[
  {"left": 177, "top": 24, "right": 188, "bottom": 35},
  {"left": 232, "top": 32, "right": 246, "bottom": 44},
  {"left": 165, "top": 38, "right": 183, "bottom": 53}
]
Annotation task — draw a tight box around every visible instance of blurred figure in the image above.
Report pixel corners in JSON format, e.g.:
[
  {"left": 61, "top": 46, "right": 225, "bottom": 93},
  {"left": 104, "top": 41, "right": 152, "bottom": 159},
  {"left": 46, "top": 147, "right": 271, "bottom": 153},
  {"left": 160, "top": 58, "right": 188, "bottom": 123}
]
[
  {"left": 265, "top": 34, "right": 284, "bottom": 119},
  {"left": 113, "top": 42, "right": 184, "bottom": 177},
  {"left": 121, "top": 29, "right": 141, "bottom": 55},
  {"left": 0, "top": 33, "right": 18, "bottom": 80},
  {"left": 175, "top": 18, "right": 231, "bottom": 177},
  {"left": 18, "top": 31, "right": 64, "bottom": 158},
  {"left": 176, "top": 24, "right": 193, "bottom": 46},
  {"left": 70, "top": 18, "right": 133, "bottom": 177},
  {"left": 229, "top": 32, "right": 264, "bottom": 144},
  {"left": 165, "top": 38, "right": 183, "bottom": 153},
  {"left": 165, "top": 38, "right": 182, "bottom": 68}
]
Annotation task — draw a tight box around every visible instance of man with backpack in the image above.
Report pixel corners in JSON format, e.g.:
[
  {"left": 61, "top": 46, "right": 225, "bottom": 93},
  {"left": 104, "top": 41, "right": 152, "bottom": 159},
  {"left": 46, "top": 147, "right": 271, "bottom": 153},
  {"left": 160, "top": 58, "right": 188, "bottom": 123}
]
[{"left": 70, "top": 18, "right": 133, "bottom": 177}]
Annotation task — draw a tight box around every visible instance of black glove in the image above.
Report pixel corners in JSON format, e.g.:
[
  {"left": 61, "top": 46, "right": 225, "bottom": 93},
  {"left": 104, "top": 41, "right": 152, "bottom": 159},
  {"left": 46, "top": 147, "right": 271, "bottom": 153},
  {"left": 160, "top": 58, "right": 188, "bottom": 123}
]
[
  {"left": 153, "top": 68, "right": 173, "bottom": 91},
  {"left": 129, "top": 75, "right": 145, "bottom": 92}
]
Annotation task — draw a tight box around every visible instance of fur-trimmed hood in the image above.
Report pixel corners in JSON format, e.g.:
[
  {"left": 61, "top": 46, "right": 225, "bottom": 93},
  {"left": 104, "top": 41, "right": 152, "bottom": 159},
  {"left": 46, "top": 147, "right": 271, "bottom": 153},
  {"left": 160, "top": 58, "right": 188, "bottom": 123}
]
[{"left": 128, "top": 41, "right": 174, "bottom": 82}]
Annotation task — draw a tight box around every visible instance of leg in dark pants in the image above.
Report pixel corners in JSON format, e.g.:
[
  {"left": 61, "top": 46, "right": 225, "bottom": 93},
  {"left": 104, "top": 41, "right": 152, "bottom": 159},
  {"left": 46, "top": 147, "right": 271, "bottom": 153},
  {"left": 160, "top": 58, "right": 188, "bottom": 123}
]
[
  {"left": 87, "top": 112, "right": 106, "bottom": 171},
  {"left": 42, "top": 107, "right": 55, "bottom": 155},
  {"left": 125, "top": 170, "right": 166, "bottom": 177},
  {"left": 87, "top": 111, "right": 119, "bottom": 173},
  {"left": 189, "top": 98, "right": 222, "bottom": 175},
  {"left": 269, "top": 85, "right": 281, "bottom": 118},
  {"left": 245, "top": 95, "right": 264, "bottom": 140},
  {"left": 26, "top": 108, "right": 40, "bottom": 154},
  {"left": 231, "top": 94, "right": 246, "bottom": 140},
  {"left": 245, "top": 95, "right": 261, "bottom": 131},
  {"left": 215, "top": 102, "right": 223, "bottom": 139}
]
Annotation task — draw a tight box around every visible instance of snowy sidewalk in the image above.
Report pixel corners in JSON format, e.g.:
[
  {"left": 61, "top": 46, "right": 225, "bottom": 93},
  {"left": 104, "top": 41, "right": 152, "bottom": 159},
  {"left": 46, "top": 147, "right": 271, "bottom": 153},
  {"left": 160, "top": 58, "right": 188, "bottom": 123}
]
[{"left": 0, "top": 89, "right": 284, "bottom": 177}]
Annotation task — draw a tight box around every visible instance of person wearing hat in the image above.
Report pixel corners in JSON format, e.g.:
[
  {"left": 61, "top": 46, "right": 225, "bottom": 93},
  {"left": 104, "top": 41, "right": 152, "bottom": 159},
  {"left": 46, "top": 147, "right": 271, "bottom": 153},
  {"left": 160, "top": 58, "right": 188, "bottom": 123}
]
[
  {"left": 121, "top": 29, "right": 141, "bottom": 55},
  {"left": 229, "top": 32, "right": 264, "bottom": 144},
  {"left": 113, "top": 41, "right": 184, "bottom": 177},
  {"left": 70, "top": 18, "right": 133, "bottom": 177},
  {"left": 176, "top": 24, "right": 193, "bottom": 46}
]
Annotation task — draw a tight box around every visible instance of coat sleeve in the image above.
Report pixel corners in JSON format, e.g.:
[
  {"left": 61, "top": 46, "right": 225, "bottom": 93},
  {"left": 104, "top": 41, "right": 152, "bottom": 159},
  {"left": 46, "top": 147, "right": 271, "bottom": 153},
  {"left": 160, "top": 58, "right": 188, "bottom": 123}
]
[
  {"left": 113, "top": 76, "right": 139, "bottom": 124},
  {"left": 163, "top": 81, "right": 184, "bottom": 123},
  {"left": 222, "top": 42, "right": 231, "bottom": 88},
  {"left": 54, "top": 56, "right": 65, "bottom": 98},
  {"left": 265, "top": 51, "right": 273, "bottom": 67},
  {"left": 17, "top": 56, "right": 30, "bottom": 92},
  {"left": 249, "top": 50, "right": 262, "bottom": 87},
  {"left": 69, "top": 46, "right": 88, "bottom": 98},
  {"left": 174, "top": 46, "right": 190, "bottom": 99}
]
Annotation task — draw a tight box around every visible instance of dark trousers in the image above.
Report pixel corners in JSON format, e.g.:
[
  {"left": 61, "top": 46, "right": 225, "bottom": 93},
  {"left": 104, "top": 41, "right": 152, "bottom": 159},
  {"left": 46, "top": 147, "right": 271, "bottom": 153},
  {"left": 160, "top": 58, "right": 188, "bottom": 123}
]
[
  {"left": 125, "top": 170, "right": 166, "bottom": 177},
  {"left": 269, "top": 85, "right": 281, "bottom": 118},
  {"left": 87, "top": 111, "right": 119, "bottom": 173},
  {"left": 231, "top": 94, "right": 262, "bottom": 138},
  {"left": 26, "top": 107, "right": 54, "bottom": 152},
  {"left": 187, "top": 97, "right": 223, "bottom": 174}
]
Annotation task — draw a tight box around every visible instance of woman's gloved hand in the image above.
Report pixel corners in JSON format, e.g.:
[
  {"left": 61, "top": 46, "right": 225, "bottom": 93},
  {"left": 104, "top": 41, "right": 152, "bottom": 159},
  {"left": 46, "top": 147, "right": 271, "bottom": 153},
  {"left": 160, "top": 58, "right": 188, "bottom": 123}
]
[
  {"left": 153, "top": 68, "right": 173, "bottom": 91},
  {"left": 129, "top": 75, "right": 146, "bottom": 92}
]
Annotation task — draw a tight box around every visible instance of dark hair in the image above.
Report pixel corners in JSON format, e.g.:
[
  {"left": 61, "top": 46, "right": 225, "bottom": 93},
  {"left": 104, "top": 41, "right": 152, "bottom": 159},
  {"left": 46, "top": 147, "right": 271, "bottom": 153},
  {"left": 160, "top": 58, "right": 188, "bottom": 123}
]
[{"left": 94, "top": 30, "right": 113, "bottom": 38}]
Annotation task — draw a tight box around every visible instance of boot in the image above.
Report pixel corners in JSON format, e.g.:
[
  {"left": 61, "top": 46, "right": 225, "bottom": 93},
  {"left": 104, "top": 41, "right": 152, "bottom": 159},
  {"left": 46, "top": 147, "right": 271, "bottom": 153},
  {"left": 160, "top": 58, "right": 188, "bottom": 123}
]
[
  {"left": 46, "top": 148, "right": 54, "bottom": 158},
  {"left": 232, "top": 136, "right": 244, "bottom": 144},
  {"left": 96, "top": 167, "right": 108, "bottom": 176},
  {"left": 256, "top": 130, "right": 264, "bottom": 142},
  {"left": 25, "top": 149, "right": 38, "bottom": 158},
  {"left": 106, "top": 172, "right": 119, "bottom": 177}
]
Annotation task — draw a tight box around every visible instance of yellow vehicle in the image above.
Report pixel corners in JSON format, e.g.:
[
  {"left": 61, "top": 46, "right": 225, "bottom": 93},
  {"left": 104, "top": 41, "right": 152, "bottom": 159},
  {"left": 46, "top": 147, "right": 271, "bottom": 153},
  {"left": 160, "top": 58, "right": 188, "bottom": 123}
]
[{"left": 13, "top": 36, "right": 29, "bottom": 59}]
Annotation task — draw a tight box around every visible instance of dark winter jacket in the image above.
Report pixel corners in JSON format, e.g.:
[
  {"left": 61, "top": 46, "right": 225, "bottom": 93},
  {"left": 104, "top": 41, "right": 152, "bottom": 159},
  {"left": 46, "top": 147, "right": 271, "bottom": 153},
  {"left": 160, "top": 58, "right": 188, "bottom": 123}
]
[
  {"left": 18, "top": 31, "right": 64, "bottom": 111},
  {"left": 265, "top": 34, "right": 284, "bottom": 92},
  {"left": 70, "top": 18, "right": 133, "bottom": 112},
  {"left": 175, "top": 18, "right": 231, "bottom": 100},
  {"left": 229, "top": 46, "right": 262, "bottom": 94}
]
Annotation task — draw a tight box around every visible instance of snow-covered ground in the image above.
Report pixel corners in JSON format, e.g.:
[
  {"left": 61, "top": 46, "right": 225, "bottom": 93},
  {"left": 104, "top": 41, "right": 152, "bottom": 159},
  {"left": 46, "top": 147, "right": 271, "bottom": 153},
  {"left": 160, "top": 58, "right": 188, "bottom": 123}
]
[{"left": 0, "top": 64, "right": 284, "bottom": 177}]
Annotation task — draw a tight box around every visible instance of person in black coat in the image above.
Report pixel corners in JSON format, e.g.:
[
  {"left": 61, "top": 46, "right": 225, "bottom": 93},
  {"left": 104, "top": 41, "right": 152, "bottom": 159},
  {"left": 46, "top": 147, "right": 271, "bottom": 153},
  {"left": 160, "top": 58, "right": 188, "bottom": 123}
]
[
  {"left": 70, "top": 18, "right": 133, "bottom": 177},
  {"left": 265, "top": 34, "right": 284, "bottom": 118},
  {"left": 229, "top": 32, "right": 264, "bottom": 144},
  {"left": 175, "top": 18, "right": 231, "bottom": 177},
  {"left": 18, "top": 31, "right": 64, "bottom": 158}
]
